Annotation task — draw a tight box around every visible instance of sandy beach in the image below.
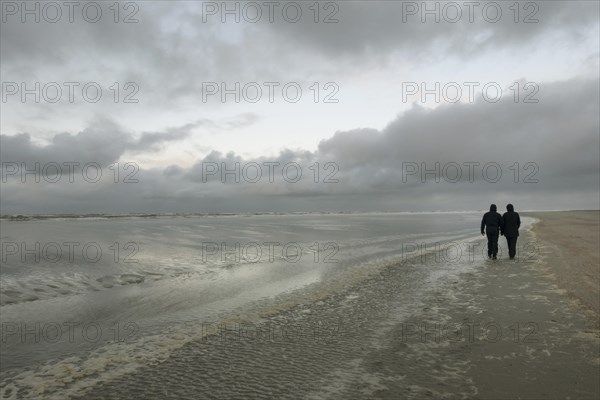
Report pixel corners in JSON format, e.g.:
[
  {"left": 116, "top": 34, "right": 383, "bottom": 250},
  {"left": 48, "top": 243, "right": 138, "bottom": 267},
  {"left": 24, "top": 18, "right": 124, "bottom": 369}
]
[
  {"left": 62, "top": 211, "right": 599, "bottom": 400},
  {"left": 525, "top": 210, "right": 600, "bottom": 328}
]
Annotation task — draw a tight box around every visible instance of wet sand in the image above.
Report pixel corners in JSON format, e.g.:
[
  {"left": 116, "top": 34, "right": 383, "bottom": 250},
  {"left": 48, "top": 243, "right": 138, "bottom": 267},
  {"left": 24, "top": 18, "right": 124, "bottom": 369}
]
[
  {"left": 70, "top": 212, "right": 599, "bottom": 399},
  {"left": 524, "top": 210, "right": 600, "bottom": 327}
]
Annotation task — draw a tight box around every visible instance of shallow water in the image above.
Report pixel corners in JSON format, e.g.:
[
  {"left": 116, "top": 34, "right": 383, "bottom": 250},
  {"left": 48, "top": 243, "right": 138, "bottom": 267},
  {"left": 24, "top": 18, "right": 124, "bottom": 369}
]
[{"left": 1, "top": 212, "right": 509, "bottom": 399}]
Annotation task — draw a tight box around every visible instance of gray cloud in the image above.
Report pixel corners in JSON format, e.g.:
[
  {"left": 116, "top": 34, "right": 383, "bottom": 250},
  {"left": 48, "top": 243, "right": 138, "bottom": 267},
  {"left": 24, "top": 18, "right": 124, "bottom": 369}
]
[
  {"left": 1, "top": 77, "right": 598, "bottom": 214},
  {"left": 2, "top": 1, "right": 598, "bottom": 113},
  {"left": 0, "top": 117, "right": 195, "bottom": 168},
  {"left": 1, "top": 1, "right": 598, "bottom": 214},
  {"left": 270, "top": 0, "right": 599, "bottom": 58}
]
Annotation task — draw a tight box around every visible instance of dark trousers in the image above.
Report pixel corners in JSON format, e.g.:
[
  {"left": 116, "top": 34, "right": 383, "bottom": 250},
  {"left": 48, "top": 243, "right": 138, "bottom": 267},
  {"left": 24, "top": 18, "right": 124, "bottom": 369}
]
[
  {"left": 505, "top": 236, "right": 518, "bottom": 259},
  {"left": 486, "top": 233, "right": 499, "bottom": 257}
]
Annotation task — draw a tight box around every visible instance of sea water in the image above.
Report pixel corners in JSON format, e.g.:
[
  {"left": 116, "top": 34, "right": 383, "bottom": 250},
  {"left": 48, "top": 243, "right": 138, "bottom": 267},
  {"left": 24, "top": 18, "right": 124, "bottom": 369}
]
[{"left": 1, "top": 212, "right": 503, "bottom": 399}]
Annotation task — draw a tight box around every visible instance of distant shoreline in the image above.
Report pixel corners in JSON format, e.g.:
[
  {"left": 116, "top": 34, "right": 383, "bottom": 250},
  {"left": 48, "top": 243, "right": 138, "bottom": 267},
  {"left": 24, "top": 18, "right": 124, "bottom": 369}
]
[{"left": 2, "top": 209, "right": 598, "bottom": 221}]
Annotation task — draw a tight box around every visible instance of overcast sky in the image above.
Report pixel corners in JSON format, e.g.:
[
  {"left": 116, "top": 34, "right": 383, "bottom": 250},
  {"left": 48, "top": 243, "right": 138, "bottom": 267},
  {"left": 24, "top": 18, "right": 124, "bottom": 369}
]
[{"left": 1, "top": 0, "right": 599, "bottom": 214}]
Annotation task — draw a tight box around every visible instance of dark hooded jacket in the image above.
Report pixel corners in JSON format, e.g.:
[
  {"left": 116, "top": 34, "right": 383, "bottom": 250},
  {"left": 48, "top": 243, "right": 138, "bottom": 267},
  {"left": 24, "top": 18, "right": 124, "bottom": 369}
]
[
  {"left": 481, "top": 204, "right": 503, "bottom": 235},
  {"left": 502, "top": 204, "right": 521, "bottom": 237}
]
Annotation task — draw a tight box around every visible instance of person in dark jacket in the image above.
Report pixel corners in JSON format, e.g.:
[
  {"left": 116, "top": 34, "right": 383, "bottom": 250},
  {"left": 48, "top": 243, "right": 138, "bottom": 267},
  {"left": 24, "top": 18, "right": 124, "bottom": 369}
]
[
  {"left": 481, "top": 204, "right": 503, "bottom": 259},
  {"left": 501, "top": 203, "right": 521, "bottom": 259}
]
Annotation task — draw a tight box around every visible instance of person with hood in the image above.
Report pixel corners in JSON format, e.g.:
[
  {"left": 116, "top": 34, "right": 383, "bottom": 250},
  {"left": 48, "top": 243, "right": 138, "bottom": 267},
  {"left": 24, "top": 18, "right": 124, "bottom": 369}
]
[
  {"left": 501, "top": 203, "right": 521, "bottom": 259},
  {"left": 481, "top": 204, "right": 503, "bottom": 259}
]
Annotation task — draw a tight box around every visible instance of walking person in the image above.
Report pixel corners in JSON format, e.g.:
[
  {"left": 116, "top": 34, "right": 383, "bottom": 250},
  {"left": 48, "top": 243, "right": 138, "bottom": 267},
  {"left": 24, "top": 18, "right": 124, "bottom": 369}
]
[
  {"left": 481, "top": 204, "right": 503, "bottom": 259},
  {"left": 501, "top": 203, "right": 521, "bottom": 259}
]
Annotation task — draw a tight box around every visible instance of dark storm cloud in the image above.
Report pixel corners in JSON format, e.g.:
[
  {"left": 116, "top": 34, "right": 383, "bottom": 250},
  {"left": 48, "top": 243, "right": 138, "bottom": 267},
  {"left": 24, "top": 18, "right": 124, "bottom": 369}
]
[
  {"left": 261, "top": 1, "right": 599, "bottom": 58},
  {"left": 318, "top": 77, "right": 599, "bottom": 176},
  {"left": 1, "top": 77, "right": 598, "bottom": 213},
  {"left": 313, "top": 76, "right": 599, "bottom": 201},
  {"left": 2, "top": 1, "right": 598, "bottom": 110}
]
